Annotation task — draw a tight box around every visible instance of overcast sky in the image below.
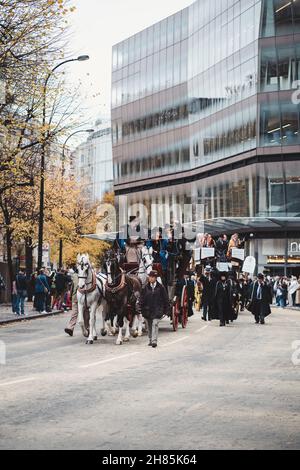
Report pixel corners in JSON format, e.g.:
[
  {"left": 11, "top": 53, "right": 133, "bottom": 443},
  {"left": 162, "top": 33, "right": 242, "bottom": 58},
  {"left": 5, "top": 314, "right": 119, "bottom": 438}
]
[{"left": 67, "top": 0, "right": 193, "bottom": 126}]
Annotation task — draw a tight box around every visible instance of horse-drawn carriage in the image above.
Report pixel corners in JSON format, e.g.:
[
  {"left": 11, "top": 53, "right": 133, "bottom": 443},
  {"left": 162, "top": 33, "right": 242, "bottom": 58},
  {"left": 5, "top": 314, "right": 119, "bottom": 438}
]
[
  {"left": 114, "top": 238, "right": 191, "bottom": 333},
  {"left": 105, "top": 237, "right": 192, "bottom": 336},
  {"left": 75, "top": 234, "right": 194, "bottom": 345}
]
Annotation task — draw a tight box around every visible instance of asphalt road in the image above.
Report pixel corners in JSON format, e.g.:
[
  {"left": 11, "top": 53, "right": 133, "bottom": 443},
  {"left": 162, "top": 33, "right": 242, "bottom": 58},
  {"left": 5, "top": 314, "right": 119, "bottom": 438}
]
[{"left": 0, "top": 308, "right": 300, "bottom": 450}]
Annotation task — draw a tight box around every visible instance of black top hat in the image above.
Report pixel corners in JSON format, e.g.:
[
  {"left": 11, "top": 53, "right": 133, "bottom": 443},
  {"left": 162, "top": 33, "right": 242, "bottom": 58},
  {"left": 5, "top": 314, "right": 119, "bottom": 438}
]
[{"left": 149, "top": 270, "right": 159, "bottom": 278}]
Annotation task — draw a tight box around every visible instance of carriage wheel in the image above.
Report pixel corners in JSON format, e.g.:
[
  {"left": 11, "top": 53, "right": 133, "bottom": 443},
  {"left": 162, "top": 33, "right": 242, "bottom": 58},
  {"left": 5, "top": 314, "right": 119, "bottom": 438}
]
[
  {"left": 172, "top": 300, "right": 179, "bottom": 332},
  {"left": 181, "top": 287, "right": 188, "bottom": 329}
]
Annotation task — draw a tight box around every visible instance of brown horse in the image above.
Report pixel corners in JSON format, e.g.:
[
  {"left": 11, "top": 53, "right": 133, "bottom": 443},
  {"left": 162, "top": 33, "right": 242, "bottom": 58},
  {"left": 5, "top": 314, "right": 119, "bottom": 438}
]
[{"left": 103, "top": 252, "right": 142, "bottom": 345}]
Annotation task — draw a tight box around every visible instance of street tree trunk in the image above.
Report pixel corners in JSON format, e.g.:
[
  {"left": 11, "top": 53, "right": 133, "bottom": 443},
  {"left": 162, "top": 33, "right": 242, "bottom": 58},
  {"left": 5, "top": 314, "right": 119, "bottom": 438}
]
[
  {"left": 5, "top": 228, "right": 13, "bottom": 301},
  {"left": 25, "top": 236, "right": 33, "bottom": 278}
]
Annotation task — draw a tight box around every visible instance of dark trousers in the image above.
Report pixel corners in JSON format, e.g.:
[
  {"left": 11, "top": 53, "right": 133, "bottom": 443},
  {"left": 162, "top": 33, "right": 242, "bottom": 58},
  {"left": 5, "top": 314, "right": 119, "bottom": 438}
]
[
  {"left": 35, "top": 292, "right": 46, "bottom": 312},
  {"left": 254, "top": 300, "right": 265, "bottom": 323},
  {"left": 202, "top": 301, "right": 212, "bottom": 321}
]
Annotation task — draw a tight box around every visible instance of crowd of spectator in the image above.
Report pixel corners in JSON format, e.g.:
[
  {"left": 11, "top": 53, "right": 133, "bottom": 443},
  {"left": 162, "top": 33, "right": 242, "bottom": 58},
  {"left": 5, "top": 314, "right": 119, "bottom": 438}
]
[{"left": 10, "top": 268, "right": 74, "bottom": 316}]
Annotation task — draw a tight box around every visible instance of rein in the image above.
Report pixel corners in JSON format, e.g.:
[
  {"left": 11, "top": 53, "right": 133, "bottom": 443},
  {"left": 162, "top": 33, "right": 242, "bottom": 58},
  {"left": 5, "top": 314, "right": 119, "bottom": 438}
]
[
  {"left": 78, "top": 270, "right": 97, "bottom": 295},
  {"left": 106, "top": 271, "right": 127, "bottom": 295}
]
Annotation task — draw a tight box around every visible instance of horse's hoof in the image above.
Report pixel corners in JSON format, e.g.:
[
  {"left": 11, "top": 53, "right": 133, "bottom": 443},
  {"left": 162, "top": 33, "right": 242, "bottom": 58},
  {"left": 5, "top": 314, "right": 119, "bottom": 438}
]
[
  {"left": 101, "top": 329, "right": 107, "bottom": 337},
  {"left": 124, "top": 337, "right": 130, "bottom": 343},
  {"left": 86, "top": 340, "right": 93, "bottom": 345},
  {"left": 131, "top": 331, "right": 138, "bottom": 338},
  {"left": 116, "top": 341, "right": 123, "bottom": 345},
  {"left": 93, "top": 336, "right": 98, "bottom": 341},
  {"left": 138, "top": 332, "right": 143, "bottom": 337}
]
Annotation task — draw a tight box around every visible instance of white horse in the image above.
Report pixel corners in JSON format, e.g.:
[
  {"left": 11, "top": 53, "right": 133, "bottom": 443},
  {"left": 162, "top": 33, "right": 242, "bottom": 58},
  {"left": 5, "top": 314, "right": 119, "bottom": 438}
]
[{"left": 77, "top": 254, "right": 108, "bottom": 345}]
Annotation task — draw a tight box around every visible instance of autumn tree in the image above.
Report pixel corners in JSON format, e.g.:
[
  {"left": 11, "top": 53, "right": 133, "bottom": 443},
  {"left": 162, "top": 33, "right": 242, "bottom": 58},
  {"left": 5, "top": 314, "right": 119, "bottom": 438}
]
[
  {"left": 0, "top": 0, "right": 81, "bottom": 288},
  {"left": 44, "top": 170, "right": 110, "bottom": 268}
]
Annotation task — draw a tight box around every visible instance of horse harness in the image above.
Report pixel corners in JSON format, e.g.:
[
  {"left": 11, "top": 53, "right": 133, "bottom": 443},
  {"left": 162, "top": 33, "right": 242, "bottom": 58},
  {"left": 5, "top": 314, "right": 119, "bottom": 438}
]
[{"left": 78, "top": 266, "right": 106, "bottom": 309}]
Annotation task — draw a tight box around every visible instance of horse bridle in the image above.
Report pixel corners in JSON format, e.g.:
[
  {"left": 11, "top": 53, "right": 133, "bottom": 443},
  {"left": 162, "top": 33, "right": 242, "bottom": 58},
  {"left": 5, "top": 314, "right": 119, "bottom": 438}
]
[{"left": 78, "top": 262, "right": 95, "bottom": 290}]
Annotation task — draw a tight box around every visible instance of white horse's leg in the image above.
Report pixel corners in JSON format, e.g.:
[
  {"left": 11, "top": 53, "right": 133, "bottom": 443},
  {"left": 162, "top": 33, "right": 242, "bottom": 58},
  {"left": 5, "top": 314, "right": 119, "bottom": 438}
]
[
  {"left": 77, "top": 298, "right": 88, "bottom": 338},
  {"left": 131, "top": 315, "right": 138, "bottom": 338},
  {"left": 111, "top": 315, "right": 118, "bottom": 335},
  {"left": 116, "top": 320, "right": 123, "bottom": 345},
  {"left": 124, "top": 317, "right": 130, "bottom": 342},
  {"left": 137, "top": 314, "right": 144, "bottom": 337},
  {"left": 100, "top": 303, "right": 108, "bottom": 337},
  {"left": 86, "top": 303, "right": 97, "bottom": 344}
]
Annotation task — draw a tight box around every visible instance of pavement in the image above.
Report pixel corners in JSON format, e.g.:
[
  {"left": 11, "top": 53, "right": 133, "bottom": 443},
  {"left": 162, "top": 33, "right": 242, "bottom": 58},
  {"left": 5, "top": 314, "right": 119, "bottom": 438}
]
[
  {"left": 0, "top": 302, "right": 63, "bottom": 324},
  {"left": 0, "top": 308, "right": 300, "bottom": 450}
]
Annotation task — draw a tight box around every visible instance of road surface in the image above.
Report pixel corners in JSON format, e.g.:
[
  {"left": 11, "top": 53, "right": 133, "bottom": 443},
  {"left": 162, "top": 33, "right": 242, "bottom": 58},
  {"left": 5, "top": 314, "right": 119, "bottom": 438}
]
[{"left": 0, "top": 308, "right": 299, "bottom": 450}]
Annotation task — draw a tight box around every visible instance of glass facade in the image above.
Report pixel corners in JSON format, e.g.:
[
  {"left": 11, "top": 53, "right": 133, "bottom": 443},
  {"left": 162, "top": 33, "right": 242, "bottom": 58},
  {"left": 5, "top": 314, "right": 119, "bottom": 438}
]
[
  {"left": 121, "top": 161, "right": 300, "bottom": 223},
  {"left": 112, "top": 0, "right": 300, "bottom": 234}
]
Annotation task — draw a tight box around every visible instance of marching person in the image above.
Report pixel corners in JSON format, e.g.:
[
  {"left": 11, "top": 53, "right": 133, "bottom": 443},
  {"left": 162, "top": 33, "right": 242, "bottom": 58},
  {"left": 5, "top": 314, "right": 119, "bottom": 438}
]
[
  {"left": 141, "top": 270, "right": 169, "bottom": 348},
  {"left": 194, "top": 276, "right": 203, "bottom": 312},
  {"left": 288, "top": 276, "right": 299, "bottom": 307},
  {"left": 200, "top": 266, "right": 216, "bottom": 321},
  {"left": 296, "top": 277, "right": 300, "bottom": 307},
  {"left": 248, "top": 273, "right": 272, "bottom": 325},
  {"left": 214, "top": 272, "right": 234, "bottom": 327},
  {"left": 65, "top": 269, "right": 90, "bottom": 337}
]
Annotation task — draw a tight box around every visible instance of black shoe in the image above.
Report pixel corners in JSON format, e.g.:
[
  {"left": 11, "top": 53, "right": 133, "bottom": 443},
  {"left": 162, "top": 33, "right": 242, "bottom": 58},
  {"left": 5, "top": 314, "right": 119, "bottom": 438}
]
[
  {"left": 65, "top": 328, "right": 73, "bottom": 337},
  {"left": 260, "top": 320, "right": 265, "bottom": 325},
  {"left": 220, "top": 323, "right": 225, "bottom": 327},
  {"left": 148, "top": 342, "right": 152, "bottom": 347},
  {"left": 201, "top": 317, "right": 207, "bottom": 322},
  {"left": 152, "top": 342, "right": 157, "bottom": 348}
]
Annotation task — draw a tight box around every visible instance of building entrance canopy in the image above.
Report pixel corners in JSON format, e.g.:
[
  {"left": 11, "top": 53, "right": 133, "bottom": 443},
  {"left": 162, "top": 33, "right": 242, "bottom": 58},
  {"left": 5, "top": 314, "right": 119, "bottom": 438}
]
[
  {"left": 184, "top": 217, "right": 300, "bottom": 237},
  {"left": 82, "top": 218, "right": 300, "bottom": 241}
]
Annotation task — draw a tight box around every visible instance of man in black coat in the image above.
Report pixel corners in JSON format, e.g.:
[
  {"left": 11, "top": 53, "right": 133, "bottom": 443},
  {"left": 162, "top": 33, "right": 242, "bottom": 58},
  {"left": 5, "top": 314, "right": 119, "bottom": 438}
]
[
  {"left": 141, "top": 270, "right": 169, "bottom": 348},
  {"left": 200, "top": 267, "right": 217, "bottom": 321},
  {"left": 249, "top": 273, "right": 272, "bottom": 324},
  {"left": 213, "top": 273, "right": 235, "bottom": 327}
]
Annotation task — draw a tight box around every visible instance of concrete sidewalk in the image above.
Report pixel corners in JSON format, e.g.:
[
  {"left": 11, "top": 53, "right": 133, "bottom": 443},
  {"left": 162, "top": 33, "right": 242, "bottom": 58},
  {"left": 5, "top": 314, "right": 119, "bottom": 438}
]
[{"left": 0, "top": 302, "right": 64, "bottom": 325}]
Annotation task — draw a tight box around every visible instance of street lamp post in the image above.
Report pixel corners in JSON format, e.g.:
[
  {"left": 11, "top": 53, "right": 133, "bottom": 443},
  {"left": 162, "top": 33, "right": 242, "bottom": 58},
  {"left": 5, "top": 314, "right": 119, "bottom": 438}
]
[
  {"left": 37, "top": 56, "right": 89, "bottom": 271},
  {"left": 58, "top": 128, "right": 94, "bottom": 268}
]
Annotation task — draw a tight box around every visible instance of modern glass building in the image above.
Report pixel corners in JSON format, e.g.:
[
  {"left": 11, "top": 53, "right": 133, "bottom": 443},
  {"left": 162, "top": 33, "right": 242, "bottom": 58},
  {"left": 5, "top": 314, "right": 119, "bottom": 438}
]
[
  {"left": 73, "top": 119, "right": 113, "bottom": 203},
  {"left": 111, "top": 0, "right": 300, "bottom": 275}
]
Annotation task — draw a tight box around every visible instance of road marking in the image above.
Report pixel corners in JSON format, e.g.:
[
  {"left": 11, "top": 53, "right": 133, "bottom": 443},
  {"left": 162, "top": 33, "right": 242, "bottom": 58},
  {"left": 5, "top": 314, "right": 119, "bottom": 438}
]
[
  {"left": 79, "top": 352, "right": 140, "bottom": 369},
  {"left": 0, "top": 377, "right": 36, "bottom": 387},
  {"left": 196, "top": 325, "right": 209, "bottom": 333},
  {"left": 3, "top": 335, "right": 66, "bottom": 348},
  {"left": 161, "top": 337, "right": 189, "bottom": 348}
]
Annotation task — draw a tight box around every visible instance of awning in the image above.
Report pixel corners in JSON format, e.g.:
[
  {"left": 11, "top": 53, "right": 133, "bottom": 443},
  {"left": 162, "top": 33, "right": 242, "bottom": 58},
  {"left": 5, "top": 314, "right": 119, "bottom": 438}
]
[
  {"left": 81, "top": 232, "right": 118, "bottom": 241},
  {"left": 82, "top": 218, "right": 300, "bottom": 241},
  {"left": 183, "top": 217, "right": 300, "bottom": 236}
]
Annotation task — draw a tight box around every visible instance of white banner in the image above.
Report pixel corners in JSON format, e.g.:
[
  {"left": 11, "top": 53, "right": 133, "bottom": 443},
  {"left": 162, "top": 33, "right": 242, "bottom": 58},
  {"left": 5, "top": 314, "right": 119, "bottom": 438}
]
[
  {"left": 201, "top": 248, "right": 215, "bottom": 259},
  {"left": 231, "top": 248, "right": 245, "bottom": 261},
  {"left": 194, "top": 248, "right": 201, "bottom": 264},
  {"left": 217, "top": 262, "right": 229, "bottom": 272},
  {"left": 242, "top": 256, "right": 256, "bottom": 274}
]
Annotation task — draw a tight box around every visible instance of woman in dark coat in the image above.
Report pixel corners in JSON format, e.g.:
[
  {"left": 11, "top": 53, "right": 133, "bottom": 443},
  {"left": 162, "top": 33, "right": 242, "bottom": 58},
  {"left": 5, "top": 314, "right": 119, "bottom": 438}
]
[{"left": 213, "top": 273, "right": 234, "bottom": 327}]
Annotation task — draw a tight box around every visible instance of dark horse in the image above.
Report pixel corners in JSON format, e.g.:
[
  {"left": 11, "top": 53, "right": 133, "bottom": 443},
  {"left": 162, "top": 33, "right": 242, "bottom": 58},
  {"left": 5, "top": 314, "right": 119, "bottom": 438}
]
[{"left": 103, "top": 251, "right": 142, "bottom": 345}]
